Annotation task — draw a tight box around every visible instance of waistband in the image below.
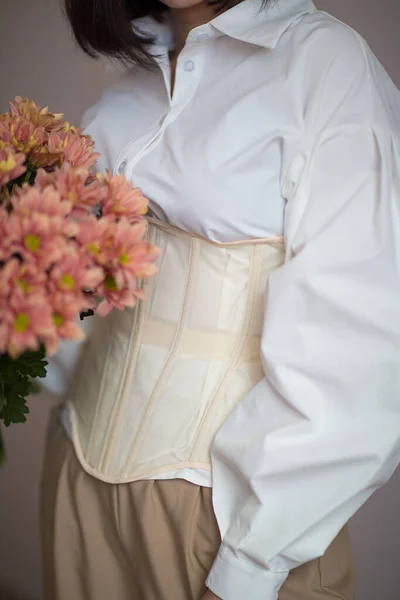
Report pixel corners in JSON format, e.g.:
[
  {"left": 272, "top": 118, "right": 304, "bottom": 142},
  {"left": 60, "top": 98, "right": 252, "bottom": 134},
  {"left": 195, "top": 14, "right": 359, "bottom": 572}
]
[{"left": 147, "top": 216, "right": 285, "bottom": 249}]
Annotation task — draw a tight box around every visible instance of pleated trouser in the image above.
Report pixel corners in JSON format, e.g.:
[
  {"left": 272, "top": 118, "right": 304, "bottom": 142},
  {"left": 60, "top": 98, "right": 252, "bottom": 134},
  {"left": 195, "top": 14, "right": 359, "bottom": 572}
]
[{"left": 41, "top": 410, "right": 356, "bottom": 600}]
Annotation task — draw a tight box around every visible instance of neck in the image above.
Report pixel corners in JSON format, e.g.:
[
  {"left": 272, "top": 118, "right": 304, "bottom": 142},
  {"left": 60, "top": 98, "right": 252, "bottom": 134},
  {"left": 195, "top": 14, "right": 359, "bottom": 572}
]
[{"left": 170, "top": 3, "right": 216, "bottom": 55}]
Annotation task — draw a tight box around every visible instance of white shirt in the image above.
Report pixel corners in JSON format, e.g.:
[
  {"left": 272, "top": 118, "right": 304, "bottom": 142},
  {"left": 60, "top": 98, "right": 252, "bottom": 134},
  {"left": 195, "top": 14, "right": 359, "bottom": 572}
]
[{"left": 45, "top": 1, "right": 400, "bottom": 598}]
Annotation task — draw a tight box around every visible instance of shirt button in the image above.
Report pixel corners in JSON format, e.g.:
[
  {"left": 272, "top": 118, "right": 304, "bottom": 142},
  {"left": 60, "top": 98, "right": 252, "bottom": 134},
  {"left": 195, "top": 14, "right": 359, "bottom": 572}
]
[
  {"left": 184, "top": 60, "right": 195, "bottom": 72},
  {"left": 118, "top": 159, "right": 127, "bottom": 174}
]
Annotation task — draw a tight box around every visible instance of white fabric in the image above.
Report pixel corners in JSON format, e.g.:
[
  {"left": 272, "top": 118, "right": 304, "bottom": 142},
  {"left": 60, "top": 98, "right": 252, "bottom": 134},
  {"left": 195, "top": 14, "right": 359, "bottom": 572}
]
[
  {"left": 46, "top": 337, "right": 212, "bottom": 487},
  {"left": 60, "top": 403, "right": 213, "bottom": 487},
  {"left": 64, "top": 222, "right": 283, "bottom": 483},
  {"left": 43, "top": 0, "right": 400, "bottom": 598}
]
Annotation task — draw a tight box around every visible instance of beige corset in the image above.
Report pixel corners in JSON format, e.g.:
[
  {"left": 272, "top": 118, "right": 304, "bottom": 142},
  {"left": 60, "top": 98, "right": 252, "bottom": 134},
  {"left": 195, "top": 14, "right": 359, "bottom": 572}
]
[{"left": 66, "top": 218, "right": 285, "bottom": 483}]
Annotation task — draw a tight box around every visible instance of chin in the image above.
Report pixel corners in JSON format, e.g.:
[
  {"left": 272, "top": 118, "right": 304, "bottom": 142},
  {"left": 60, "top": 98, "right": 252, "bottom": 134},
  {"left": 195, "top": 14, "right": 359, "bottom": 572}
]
[{"left": 160, "top": 0, "right": 206, "bottom": 8}]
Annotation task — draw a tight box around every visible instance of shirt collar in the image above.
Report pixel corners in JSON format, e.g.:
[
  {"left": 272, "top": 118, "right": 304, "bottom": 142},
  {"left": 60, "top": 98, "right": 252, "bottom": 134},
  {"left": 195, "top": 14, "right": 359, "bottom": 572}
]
[
  {"left": 211, "top": 0, "right": 316, "bottom": 49},
  {"left": 133, "top": 0, "right": 316, "bottom": 51}
]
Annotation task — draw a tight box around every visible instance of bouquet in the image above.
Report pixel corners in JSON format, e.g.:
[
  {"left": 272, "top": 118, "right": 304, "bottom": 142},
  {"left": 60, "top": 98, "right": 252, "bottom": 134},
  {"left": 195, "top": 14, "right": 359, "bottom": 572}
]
[{"left": 0, "top": 97, "right": 160, "bottom": 462}]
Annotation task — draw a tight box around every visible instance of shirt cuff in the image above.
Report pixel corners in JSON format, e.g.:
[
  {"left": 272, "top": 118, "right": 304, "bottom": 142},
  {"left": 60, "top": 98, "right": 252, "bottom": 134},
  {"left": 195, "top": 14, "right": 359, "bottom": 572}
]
[{"left": 206, "top": 546, "right": 289, "bottom": 600}]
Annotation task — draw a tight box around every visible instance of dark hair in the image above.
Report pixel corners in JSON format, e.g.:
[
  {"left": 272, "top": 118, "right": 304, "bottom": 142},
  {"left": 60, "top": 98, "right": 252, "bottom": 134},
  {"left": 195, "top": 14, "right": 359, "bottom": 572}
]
[{"left": 64, "top": 0, "right": 269, "bottom": 69}]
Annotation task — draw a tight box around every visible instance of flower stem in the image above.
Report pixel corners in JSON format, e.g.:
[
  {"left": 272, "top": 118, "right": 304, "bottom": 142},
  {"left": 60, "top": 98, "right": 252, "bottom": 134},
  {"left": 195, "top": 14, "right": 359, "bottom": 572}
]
[{"left": 24, "top": 169, "right": 32, "bottom": 184}]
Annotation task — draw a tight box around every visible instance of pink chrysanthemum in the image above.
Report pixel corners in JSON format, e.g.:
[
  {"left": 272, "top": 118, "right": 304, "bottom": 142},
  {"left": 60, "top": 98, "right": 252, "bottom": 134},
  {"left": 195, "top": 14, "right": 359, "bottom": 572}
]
[
  {"left": 9, "top": 116, "right": 47, "bottom": 155},
  {"left": 106, "top": 218, "right": 160, "bottom": 289},
  {"left": 94, "top": 218, "right": 160, "bottom": 317},
  {"left": 76, "top": 216, "right": 112, "bottom": 267},
  {"left": 0, "top": 96, "right": 162, "bottom": 357},
  {"left": 0, "top": 119, "right": 12, "bottom": 144},
  {"left": 8, "top": 211, "right": 67, "bottom": 269},
  {"left": 95, "top": 283, "right": 139, "bottom": 318},
  {"left": 48, "top": 250, "right": 103, "bottom": 296},
  {"left": 0, "top": 290, "right": 54, "bottom": 359},
  {"left": 98, "top": 171, "right": 148, "bottom": 223},
  {"left": 35, "top": 163, "right": 107, "bottom": 213},
  {"left": 48, "top": 130, "right": 100, "bottom": 169},
  {"left": 0, "top": 143, "right": 27, "bottom": 186},
  {"left": 43, "top": 292, "right": 85, "bottom": 355},
  {"left": 0, "top": 207, "right": 13, "bottom": 261},
  {"left": 29, "top": 147, "right": 61, "bottom": 169},
  {"left": 9, "top": 97, "right": 66, "bottom": 133},
  {"left": 11, "top": 183, "right": 72, "bottom": 219},
  {"left": 0, "top": 257, "right": 47, "bottom": 300},
  {"left": 0, "top": 208, "right": 21, "bottom": 262}
]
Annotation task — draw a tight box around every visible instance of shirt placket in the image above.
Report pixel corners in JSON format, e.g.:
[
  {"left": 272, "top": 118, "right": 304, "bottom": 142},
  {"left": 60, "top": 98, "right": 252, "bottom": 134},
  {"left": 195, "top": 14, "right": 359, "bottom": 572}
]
[{"left": 115, "top": 28, "right": 211, "bottom": 182}]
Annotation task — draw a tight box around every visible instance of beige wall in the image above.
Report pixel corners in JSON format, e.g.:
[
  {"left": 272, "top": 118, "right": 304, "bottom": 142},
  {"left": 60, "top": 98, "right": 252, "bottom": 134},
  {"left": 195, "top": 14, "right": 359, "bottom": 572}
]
[{"left": 0, "top": 1, "right": 399, "bottom": 599}]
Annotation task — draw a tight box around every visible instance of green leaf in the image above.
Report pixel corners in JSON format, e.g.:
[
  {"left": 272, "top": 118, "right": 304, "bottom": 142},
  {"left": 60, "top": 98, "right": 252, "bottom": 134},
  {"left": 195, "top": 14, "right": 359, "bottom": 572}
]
[
  {"left": 0, "top": 427, "right": 5, "bottom": 467},
  {"left": 0, "top": 349, "right": 47, "bottom": 430},
  {"left": 13, "top": 349, "right": 48, "bottom": 379},
  {"left": 5, "top": 161, "right": 37, "bottom": 191},
  {"left": 0, "top": 348, "right": 48, "bottom": 379},
  {"left": 0, "top": 394, "right": 30, "bottom": 427},
  {"left": 0, "top": 380, "right": 5, "bottom": 413},
  {"left": 0, "top": 364, "right": 31, "bottom": 427}
]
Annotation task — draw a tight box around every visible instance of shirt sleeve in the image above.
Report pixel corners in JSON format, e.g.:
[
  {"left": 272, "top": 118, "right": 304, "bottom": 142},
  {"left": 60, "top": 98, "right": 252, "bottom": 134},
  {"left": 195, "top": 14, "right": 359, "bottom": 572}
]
[
  {"left": 42, "top": 315, "right": 94, "bottom": 397},
  {"left": 207, "top": 124, "right": 400, "bottom": 600}
]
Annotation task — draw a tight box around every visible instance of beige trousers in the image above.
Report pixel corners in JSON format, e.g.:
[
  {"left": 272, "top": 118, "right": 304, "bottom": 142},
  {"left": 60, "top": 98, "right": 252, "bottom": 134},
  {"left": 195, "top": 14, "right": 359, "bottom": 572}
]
[{"left": 41, "top": 410, "right": 356, "bottom": 600}]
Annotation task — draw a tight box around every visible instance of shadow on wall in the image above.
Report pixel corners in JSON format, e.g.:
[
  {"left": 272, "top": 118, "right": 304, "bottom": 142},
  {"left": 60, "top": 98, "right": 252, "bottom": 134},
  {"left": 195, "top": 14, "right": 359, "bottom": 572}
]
[{"left": 0, "top": 587, "right": 38, "bottom": 600}]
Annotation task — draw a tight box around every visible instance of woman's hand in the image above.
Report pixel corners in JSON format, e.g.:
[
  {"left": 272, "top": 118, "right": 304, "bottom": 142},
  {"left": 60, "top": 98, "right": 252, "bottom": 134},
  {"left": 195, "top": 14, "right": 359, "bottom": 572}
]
[{"left": 201, "top": 591, "right": 221, "bottom": 600}]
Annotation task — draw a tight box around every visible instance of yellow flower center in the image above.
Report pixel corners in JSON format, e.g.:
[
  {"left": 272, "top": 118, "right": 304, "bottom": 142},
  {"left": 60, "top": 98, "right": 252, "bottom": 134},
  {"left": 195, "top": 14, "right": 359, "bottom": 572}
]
[
  {"left": 119, "top": 252, "right": 129, "bottom": 265},
  {"left": 60, "top": 274, "right": 75, "bottom": 290},
  {"left": 87, "top": 243, "right": 99, "bottom": 255},
  {"left": 104, "top": 274, "right": 117, "bottom": 292},
  {"left": 67, "top": 191, "right": 79, "bottom": 205},
  {"left": 14, "top": 313, "right": 30, "bottom": 333},
  {"left": 17, "top": 279, "right": 30, "bottom": 293},
  {"left": 0, "top": 153, "right": 16, "bottom": 173},
  {"left": 11, "top": 121, "right": 42, "bottom": 153},
  {"left": 27, "top": 135, "right": 39, "bottom": 153},
  {"left": 63, "top": 123, "right": 77, "bottom": 134},
  {"left": 25, "top": 234, "right": 40, "bottom": 252},
  {"left": 53, "top": 314, "right": 64, "bottom": 328}
]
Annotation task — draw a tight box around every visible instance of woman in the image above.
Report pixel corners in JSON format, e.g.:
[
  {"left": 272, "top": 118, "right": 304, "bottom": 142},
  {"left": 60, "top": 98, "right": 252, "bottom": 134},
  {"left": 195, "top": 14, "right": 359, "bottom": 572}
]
[{"left": 41, "top": 1, "right": 400, "bottom": 599}]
